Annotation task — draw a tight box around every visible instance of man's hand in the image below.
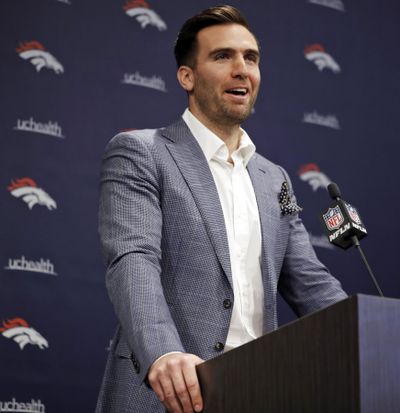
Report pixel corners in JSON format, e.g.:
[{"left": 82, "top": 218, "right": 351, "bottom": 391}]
[{"left": 148, "top": 352, "right": 204, "bottom": 413}]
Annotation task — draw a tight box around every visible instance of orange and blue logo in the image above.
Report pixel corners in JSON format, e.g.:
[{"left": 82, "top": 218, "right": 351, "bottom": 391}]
[
  {"left": 298, "top": 163, "right": 332, "bottom": 191},
  {"left": 16, "top": 41, "right": 64, "bottom": 74},
  {"left": 8, "top": 177, "right": 57, "bottom": 210},
  {"left": 0, "top": 318, "right": 49, "bottom": 350},
  {"left": 304, "top": 44, "right": 340, "bottom": 73},
  {"left": 123, "top": 0, "right": 167, "bottom": 31}
]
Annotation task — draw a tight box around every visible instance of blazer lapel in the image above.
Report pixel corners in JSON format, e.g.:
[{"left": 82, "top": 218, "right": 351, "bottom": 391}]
[
  {"left": 162, "top": 120, "right": 233, "bottom": 286},
  {"left": 246, "top": 155, "right": 277, "bottom": 288}
]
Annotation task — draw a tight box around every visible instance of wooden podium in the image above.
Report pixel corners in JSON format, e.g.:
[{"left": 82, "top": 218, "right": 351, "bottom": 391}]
[{"left": 196, "top": 295, "right": 400, "bottom": 412}]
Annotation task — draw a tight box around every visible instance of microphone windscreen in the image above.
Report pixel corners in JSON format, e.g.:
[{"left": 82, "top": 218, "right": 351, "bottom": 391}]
[{"left": 328, "top": 182, "right": 341, "bottom": 200}]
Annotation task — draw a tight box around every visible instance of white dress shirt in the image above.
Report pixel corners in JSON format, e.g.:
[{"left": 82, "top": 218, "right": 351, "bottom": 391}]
[{"left": 182, "top": 109, "right": 264, "bottom": 351}]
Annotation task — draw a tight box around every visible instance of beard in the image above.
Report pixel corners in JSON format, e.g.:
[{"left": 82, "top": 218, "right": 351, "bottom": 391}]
[{"left": 192, "top": 78, "right": 258, "bottom": 128}]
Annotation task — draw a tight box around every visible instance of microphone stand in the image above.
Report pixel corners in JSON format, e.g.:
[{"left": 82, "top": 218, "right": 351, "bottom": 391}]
[
  {"left": 350, "top": 235, "right": 384, "bottom": 297},
  {"left": 326, "top": 182, "right": 384, "bottom": 297}
]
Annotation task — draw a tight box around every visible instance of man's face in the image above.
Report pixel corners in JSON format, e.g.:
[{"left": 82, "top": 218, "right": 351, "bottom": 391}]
[{"left": 182, "top": 23, "right": 261, "bottom": 129}]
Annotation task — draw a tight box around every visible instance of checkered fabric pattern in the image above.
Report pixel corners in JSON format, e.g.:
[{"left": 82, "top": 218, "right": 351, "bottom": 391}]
[{"left": 95, "top": 119, "right": 347, "bottom": 412}]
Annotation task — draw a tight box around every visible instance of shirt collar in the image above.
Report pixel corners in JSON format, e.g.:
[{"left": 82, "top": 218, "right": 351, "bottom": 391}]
[{"left": 182, "top": 108, "right": 256, "bottom": 166}]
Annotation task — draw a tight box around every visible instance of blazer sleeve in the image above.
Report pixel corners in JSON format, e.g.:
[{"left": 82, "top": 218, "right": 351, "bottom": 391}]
[
  {"left": 277, "top": 168, "right": 348, "bottom": 316},
  {"left": 98, "top": 132, "right": 185, "bottom": 383}
]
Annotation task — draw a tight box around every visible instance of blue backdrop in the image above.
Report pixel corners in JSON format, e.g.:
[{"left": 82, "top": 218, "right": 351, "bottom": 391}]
[{"left": 1, "top": 0, "right": 399, "bottom": 411}]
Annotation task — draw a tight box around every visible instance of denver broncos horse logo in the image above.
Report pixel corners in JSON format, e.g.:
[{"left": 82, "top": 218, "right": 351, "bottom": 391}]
[
  {"left": 298, "top": 163, "right": 332, "bottom": 191},
  {"left": 8, "top": 177, "right": 57, "bottom": 210},
  {"left": 304, "top": 44, "right": 341, "bottom": 73},
  {"left": 16, "top": 41, "right": 64, "bottom": 74},
  {"left": 123, "top": 0, "right": 167, "bottom": 31},
  {"left": 0, "top": 318, "right": 49, "bottom": 350}
]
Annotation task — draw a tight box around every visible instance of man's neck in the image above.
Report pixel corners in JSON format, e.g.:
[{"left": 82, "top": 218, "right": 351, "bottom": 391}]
[{"left": 188, "top": 109, "right": 242, "bottom": 157}]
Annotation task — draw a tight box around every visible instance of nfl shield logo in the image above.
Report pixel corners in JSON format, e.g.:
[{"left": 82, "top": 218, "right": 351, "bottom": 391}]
[
  {"left": 346, "top": 203, "right": 362, "bottom": 224},
  {"left": 323, "top": 206, "right": 344, "bottom": 231}
]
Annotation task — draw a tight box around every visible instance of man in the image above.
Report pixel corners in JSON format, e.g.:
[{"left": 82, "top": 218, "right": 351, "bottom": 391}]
[{"left": 96, "top": 5, "right": 347, "bottom": 413}]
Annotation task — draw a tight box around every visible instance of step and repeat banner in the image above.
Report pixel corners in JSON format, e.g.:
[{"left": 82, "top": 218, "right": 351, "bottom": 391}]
[{"left": 1, "top": 0, "right": 399, "bottom": 411}]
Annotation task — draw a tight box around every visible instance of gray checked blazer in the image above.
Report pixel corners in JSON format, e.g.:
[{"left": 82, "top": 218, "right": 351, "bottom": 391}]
[{"left": 96, "top": 118, "right": 347, "bottom": 412}]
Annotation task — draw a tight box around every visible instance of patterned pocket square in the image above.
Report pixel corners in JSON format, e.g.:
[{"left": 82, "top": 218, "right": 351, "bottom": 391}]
[{"left": 279, "top": 181, "right": 302, "bottom": 215}]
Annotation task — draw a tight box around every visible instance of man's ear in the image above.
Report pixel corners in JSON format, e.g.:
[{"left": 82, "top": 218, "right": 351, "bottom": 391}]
[{"left": 177, "top": 65, "right": 194, "bottom": 92}]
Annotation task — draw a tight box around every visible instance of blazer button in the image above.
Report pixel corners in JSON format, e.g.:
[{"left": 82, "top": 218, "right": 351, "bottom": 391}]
[
  {"left": 223, "top": 299, "right": 232, "bottom": 309},
  {"left": 214, "top": 342, "right": 224, "bottom": 351},
  {"left": 132, "top": 358, "right": 140, "bottom": 373}
]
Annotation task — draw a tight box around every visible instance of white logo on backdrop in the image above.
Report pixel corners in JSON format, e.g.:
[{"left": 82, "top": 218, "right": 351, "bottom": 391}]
[
  {"left": 298, "top": 163, "right": 332, "bottom": 191},
  {"left": 14, "top": 117, "right": 65, "bottom": 139},
  {"left": 5, "top": 256, "right": 57, "bottom": 276},
  {"left": 123, "top": 0, "right": 167, "bottom": 31},
  {"left": 0, "top": 318, "right": 49, "bottom": 351},
  {"left": 8, "top": 178, "right": 57, "bottom": 210},
  {"left": 304, "top": 44, "right": 341, "bottom": 73},
  {"left": 308, "top": 0, "right": 345, "bottom": 12},
  {"left": 122, "top": 71, "right": 167, "bottom": 92},
  {"left": 0, "top": 398, "right": 46, "bottom": 413},
  {"left": 17, "top": 41, "right": 64, "bottom": 74},
  {"left": 303, "top": 111, "right": 340, "bottom": 130}
]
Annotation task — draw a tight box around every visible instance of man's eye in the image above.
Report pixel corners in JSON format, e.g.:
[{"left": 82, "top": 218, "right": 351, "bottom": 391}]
[
  {"left": 245, "top": 54, "right": 259, "bottom": 63},
  {"left": 215, "top": 53, "right": 229, "bottom": 60}
]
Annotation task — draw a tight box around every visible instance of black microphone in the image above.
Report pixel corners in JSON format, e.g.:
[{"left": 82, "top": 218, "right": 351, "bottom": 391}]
[
  {"left": 327, "top": 182, "right": 341, "bottom": 200},
  {"left": 321, "top": 182, "right": 383, "bottom": 296},
  {"left": 321, "top": 183, "right": 367, "bottom": 249}
]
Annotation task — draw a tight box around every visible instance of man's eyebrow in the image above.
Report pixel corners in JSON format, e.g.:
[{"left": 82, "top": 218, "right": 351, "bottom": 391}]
[{"left": 209, "top": 47, "right": 260, "bottom": 57}]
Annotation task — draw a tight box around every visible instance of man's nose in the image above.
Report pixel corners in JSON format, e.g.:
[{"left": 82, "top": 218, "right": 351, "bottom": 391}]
[{"left": 231, "top": 56, "right": 248, "bottom": 78}]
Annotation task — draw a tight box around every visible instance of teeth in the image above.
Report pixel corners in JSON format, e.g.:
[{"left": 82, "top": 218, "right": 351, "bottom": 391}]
[{"left": 227, "top": 88, "right": 247, "bottom": 95}]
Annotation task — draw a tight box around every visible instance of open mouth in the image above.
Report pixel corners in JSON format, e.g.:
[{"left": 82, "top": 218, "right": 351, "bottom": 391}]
[{"left": 225, "top": 88, "right": 248, "bottom": 96}]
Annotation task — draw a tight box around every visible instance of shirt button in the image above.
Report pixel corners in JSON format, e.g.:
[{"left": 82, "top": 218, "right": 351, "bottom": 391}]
[
  {"left": 223, "top": 299, "right": 232, "bottom": 309},
  {"left": 214, "top": 342, "right": 225, "bottom": 351}
]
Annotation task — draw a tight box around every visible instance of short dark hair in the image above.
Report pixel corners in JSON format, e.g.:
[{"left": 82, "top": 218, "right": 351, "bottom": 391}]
[{"left": 174, "top": 5, "right": 254, "bottom": 68}]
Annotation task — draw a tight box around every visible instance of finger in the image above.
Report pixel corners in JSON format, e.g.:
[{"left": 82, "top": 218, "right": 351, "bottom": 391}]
[
  {"left": 170, "top": 365, "right": 194, "bottom": 413},
  {"left": 160, "top": 375, "right": 184, "bottom": 413},
  {"left": 182, "top": 359, "right": 203, "bottom": 412},
  {"left": 149, "top": 378, "right": 165, "bottom": 404},
  {"left": 148, "top": 370, "right": 166, "bottom": 403}
]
